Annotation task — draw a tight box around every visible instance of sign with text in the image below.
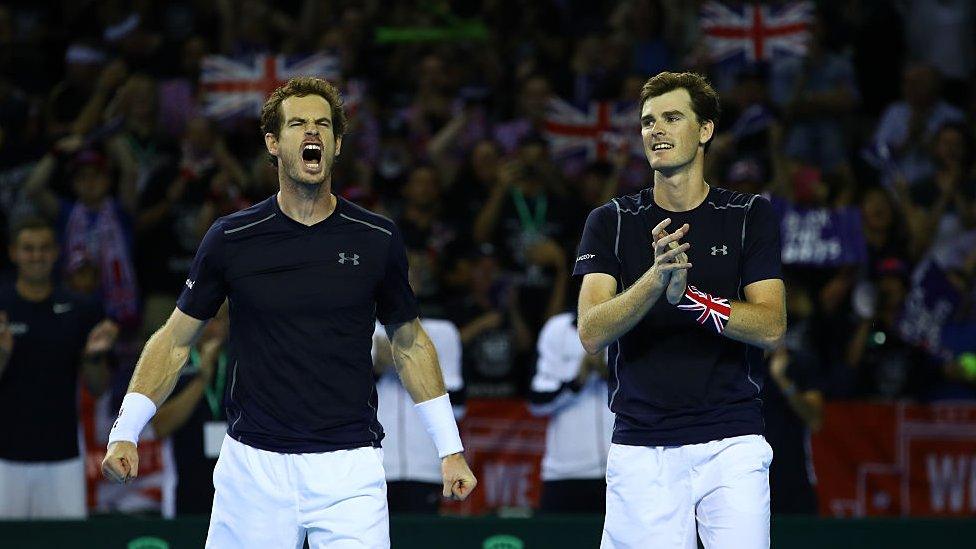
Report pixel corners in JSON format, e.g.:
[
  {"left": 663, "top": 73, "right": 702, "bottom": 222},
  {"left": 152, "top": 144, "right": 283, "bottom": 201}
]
[
  {"left": 812, "top": 402, "right": 976, "bottom": 517},
  {"left": 443, "top": 399, "right": 548, "bottom": 515}
]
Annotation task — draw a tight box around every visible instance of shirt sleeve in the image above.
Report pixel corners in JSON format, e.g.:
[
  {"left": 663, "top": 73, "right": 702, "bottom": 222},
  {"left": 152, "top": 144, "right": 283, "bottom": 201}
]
[
  {"left": 176, "top": 221, "right": 228, "bottom": 320},
  {"left": 572, "top": 203, "right": 620, "bottom": 278},
  {"left": 376, "top": 224, "right": 419, "bottom": 325},
  {"left": 741, "top": 196, "right": 783, "bottom": 286}
]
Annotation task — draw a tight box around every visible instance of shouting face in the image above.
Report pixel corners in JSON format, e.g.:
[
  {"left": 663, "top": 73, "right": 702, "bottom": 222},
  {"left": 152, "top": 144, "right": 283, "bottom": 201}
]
[{"left": 265, "top": 94, "right": 343, "bottom": 187}]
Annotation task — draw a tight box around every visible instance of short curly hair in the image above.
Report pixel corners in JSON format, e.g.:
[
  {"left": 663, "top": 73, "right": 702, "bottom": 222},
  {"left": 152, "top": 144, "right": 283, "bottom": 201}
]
[{"left": 260, "top": 77, "right": 347, "bottom": 165}]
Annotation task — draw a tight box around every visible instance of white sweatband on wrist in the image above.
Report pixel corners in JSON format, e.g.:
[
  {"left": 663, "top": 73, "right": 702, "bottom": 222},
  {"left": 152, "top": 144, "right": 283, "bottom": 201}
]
[
  {"left": 108, "top": 392, "right": 157, "bottom": 445},
  {"left": 414, "top": 393, "right": 464, "bottom": 458}
]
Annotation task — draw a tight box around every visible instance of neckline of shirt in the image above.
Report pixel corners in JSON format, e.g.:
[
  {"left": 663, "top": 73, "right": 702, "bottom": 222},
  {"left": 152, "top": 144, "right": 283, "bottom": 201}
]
[
  {"left": 648, "top": 184, "right": 713, "bottom": 215},
  {"left": 271, "top": 193, "right": 344, "bottom": 230}
]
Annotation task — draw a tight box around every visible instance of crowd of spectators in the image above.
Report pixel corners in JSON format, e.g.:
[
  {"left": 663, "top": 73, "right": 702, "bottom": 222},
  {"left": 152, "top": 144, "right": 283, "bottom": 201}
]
[{"left": 0, "top": 0, "right": 974, "bottom": 519}]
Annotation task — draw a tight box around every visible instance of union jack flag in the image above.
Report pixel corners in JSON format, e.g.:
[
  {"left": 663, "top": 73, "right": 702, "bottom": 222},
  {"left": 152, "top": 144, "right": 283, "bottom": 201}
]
[
  {"left": 543, "top": 98, "right": 641, "bottom": 162},
  {"left": 200, "top": 53, "right": 341, "bottom": 119},
  {"left": 700, "top": 1, "right": 814, "bottom": 65},
  {"left": 678, "top": 285, "right": 732, "bottom": 334}
]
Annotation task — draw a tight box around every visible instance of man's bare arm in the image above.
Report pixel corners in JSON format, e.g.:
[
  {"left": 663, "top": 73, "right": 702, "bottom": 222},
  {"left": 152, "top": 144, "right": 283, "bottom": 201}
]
[
  {"left": 722, "top": 279, "right": 787, "bottom": 350},
  {"left": 129, "top": 308, "right": 207, "bottom": 406},
  {"left": 386, "top": 318, "right": 447, "bottom": 403},
  {"left": 386, "top": 317, "right": 477, "bottom": 501}
]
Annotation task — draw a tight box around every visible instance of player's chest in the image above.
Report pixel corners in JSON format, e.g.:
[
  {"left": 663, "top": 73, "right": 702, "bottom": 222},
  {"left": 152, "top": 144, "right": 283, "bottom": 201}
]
[
  {"left": 619, "top": 213, "right": 744, "bottom": 292},
  {"left": 223, "top": 234, "right": 386, "bottom": 312}
]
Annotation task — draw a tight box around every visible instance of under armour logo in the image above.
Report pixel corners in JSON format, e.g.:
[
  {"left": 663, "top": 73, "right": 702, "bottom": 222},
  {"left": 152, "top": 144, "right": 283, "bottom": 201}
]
[
  {"left": 185, "top": 279, "right": 195, "bottom": 289},
  {"left": 338, "top": 252, "right": 360, "bottom": 265},
  {"left": 711, "top": 245, "right": 728, "bottom": 256}
]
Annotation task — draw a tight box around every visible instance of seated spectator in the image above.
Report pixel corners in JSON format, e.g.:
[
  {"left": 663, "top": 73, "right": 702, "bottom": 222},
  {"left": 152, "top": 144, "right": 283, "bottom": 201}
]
[
  {"left": 529, "top": 310, "right": 613, "bottom": 514},
  {"left": 0, "top": 217, "right": 117, "bottom": 519}
]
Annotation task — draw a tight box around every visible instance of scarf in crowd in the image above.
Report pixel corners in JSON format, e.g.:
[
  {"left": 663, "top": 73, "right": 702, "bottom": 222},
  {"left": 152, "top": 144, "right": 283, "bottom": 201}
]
[{"left": 65, "top": 199, "right": 139, "bottom": 324}]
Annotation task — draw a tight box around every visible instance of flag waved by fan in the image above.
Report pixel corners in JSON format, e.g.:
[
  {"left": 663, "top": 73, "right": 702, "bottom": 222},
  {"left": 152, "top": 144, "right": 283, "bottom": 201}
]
[
  {"left": 542, "top": 97, "right": 640, "bottom": 163},
  {"left": 700, "top": 1, "right": 814, "bottom": 67},
  {"left": 200, "top": 53, "right": 341, "bottom": 120}
]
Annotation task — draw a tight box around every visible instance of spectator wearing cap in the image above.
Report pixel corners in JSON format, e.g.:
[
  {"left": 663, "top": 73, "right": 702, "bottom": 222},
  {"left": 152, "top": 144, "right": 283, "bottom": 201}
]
[
  {"left": 0, "top": 217, "right": 118, "bottom": 519},
  {"left": 23, "top": 136, "right": 139, "bottom": 326}
]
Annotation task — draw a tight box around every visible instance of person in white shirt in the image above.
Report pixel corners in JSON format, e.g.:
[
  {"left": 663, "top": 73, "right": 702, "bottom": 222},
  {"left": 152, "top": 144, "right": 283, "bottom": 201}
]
[
  {"left": 529, "top": 311, "right": 614, "bottom": 514},
  {"left": 373, "top": 318, "right": 465, "bottom": 513}
]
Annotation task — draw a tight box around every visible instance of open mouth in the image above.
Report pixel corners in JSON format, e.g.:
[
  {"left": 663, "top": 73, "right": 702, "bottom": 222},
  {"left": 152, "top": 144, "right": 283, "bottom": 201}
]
[
  {"left": 652, "top": 143, "right": 673, "bottom": 151},
  {"left": 301, "top": 143, "right": 323, "bottom": 170}
]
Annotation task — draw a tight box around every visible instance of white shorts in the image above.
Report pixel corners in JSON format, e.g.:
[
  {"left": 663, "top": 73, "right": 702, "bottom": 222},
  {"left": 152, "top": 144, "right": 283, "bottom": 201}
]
[
  {"left": 0, "top": 456, "right": 86, "bottom": 519},
  {"left": 602, "top": 434, "right": 773, "bottom": 549},
  {"left": 206, "top": 436, "right": 389, "bottom": 549}
]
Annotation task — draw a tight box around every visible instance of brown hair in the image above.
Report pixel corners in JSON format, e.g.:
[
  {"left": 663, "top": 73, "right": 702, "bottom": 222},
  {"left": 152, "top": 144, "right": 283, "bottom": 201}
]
[
  {"left": 260, "top": 77, "right": 347, "bottom": 165},
  {"left": 9, "top": 216, "right": 55, "bottom": 245},
  {"left": 639, "top": 72, "right": 721, "bottom": 150}
]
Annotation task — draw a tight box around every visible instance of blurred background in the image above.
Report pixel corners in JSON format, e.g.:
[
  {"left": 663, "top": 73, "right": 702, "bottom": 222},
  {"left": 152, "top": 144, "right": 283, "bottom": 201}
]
[{"left": 0, "top": 0, "right": 973, "bottom": 547}]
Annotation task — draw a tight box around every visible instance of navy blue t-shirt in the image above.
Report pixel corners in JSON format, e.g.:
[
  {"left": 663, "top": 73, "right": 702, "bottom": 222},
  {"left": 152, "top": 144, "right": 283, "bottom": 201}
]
[
  {"left": 573, "top": 186, "right": 782, "bottom": 446},
  {"left": 177, "top": 195, "right": 419, "bottom": 453},
  {"left": 0, "top": 285, "right": 103, "bottom": 461}
]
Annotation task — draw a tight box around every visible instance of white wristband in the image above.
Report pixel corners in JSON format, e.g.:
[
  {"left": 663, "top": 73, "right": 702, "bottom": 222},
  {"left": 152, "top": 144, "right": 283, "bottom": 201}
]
[
  {"left": 108, "top": 392, "right": 157, "bottom": 445},
  {"left": 414, "top": 393, "right": 463, "bottom": 458}
]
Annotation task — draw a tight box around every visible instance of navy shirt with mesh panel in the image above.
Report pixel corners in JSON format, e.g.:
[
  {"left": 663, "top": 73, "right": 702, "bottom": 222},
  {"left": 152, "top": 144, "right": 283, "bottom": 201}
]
[
  {"left": 573, "top": 186, "right": 782, "bottom": 446},
  {"left": 177, "top": 195, "right": 418, "bottom": 453}
]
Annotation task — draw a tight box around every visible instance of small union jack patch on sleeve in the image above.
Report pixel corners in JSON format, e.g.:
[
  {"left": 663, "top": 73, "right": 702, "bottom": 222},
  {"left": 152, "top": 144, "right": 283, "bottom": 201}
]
[{"left": 676, "top": 285, "right": 732, "bottom": 334}]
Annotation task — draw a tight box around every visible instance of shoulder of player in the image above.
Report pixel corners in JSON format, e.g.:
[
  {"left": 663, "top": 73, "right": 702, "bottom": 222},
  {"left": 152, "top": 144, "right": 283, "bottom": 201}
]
[
  {"left": 211, "top": 196, "right": 277, "bottom": 237},
  {"left": 609, "top": 187, "right": 654, "bottom": 216},
  {"left": 337, "top": 198, "right": 397, "bottom": 238},
  {"left": 704, "top": 186, "right": 766, "bottom": 212}
]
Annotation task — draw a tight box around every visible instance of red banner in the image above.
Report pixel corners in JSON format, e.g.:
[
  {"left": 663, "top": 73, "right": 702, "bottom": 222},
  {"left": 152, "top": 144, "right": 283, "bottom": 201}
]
[
  {"left": 812, "top": 402, "right": 976, "bottom": 517},
  {"left": 443, "top": 399, "right": 548, "bottom": 516}
]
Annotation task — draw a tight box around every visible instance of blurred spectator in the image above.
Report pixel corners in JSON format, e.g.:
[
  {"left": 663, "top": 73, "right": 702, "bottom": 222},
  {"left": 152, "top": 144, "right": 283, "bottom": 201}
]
[
  {"left": 763, "top": 279, "right": 824, "bottom": 515},
  {"left": 899, "top": 0, "right": 975, "bottom": 107},
  {"left": 106, "top": 73, "right": 179, "bottom": 194},
  {"left": 0, "top": 217, "right": 117, "bottom": 519},
  {"left": 872, "top": 64, "right": 965, "bottom": 187},
  {"left": 135, "top": 117, "right": 245, "bottom": 335},
  {"left": 529, "top": 310, "right": 613, "bottom": 514},
  {"left": 395, "top": 166, "right": 457, "bottom": 316},
  {"left": 23, "top": 138, "right": 140, "bottom": 326},
  {"left": 769, "top": 9, "right": 858, "bottom": 171},
  {"left": 493, "top": 75, "right": 554, "bottom": 155},
  {"left": 473, "top": 140, "right": 573, "bottom": 332},
  {"left": 846, "top": 258, "right": 936, "bottom": 399},
  {"left": 157, "top": 36, "right": 208, "bottom": 140},
  {"left": 898, "top": 123, "right": 976, "bottom": 270},
  {"left": 451, "top": 245, "right": 531, "bottom": 397}
]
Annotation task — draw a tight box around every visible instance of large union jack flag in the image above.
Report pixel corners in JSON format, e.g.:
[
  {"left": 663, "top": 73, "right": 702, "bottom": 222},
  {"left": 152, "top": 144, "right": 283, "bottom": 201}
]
[
  {"left": 543, "top": 98, "right": 641, "bottom": 162},
  {"left": 200, "top": 53, "right": 341, "bottom": 119},
  {"left": 700, "top": 1, "right": 814, "bottom": 65}
]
